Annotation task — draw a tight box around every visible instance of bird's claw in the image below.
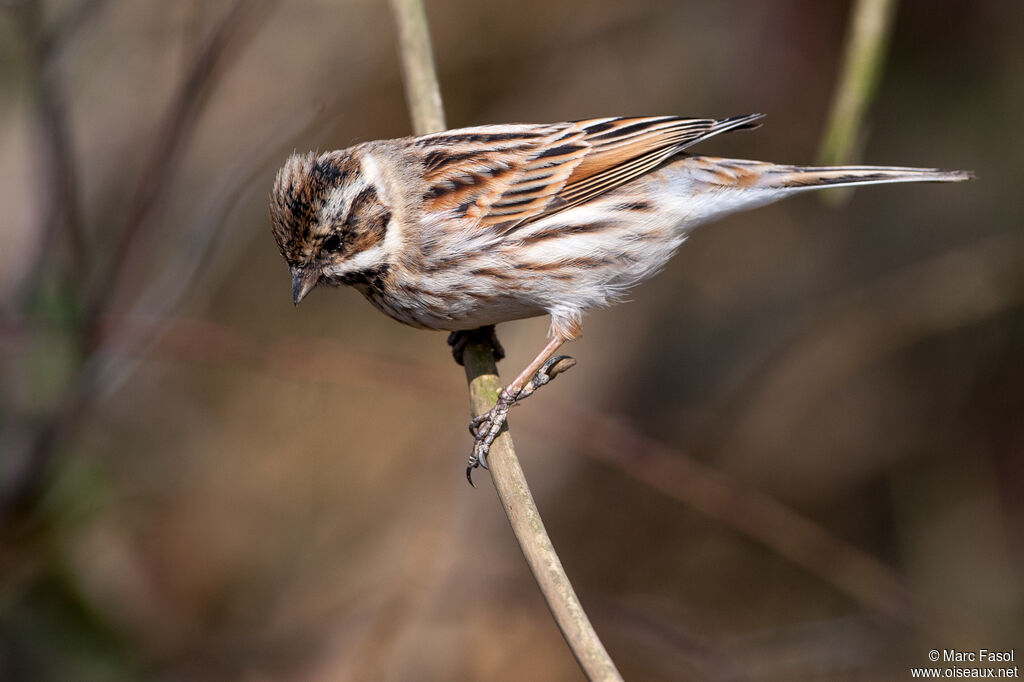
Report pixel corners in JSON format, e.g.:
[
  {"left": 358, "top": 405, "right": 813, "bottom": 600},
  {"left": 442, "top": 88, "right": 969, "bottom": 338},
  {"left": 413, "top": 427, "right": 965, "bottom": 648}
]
[
  {"left": 465, "top": 395, "right": 510, "bottom": 485},
  {"left": 465, "top": 355, "right": 575, "bottom": 485}
]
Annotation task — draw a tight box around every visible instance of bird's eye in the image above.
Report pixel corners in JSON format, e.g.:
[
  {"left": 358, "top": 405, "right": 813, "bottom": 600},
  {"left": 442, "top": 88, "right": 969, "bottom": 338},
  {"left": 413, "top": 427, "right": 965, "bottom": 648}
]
[{"left": 322, "top": 234, "right": 343, "bottom": 254}]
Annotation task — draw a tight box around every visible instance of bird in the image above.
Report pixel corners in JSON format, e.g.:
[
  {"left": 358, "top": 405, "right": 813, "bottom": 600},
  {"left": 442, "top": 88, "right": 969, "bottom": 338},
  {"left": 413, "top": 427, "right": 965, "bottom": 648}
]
[{"left": 269, "top": 114, "right": 971, "bottom": 482}]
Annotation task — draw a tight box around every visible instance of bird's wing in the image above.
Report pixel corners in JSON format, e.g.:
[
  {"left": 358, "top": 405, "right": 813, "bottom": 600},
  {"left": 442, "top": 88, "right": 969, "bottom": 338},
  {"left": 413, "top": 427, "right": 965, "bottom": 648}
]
[{"left": 416, "top": 114, "right": 764, "bottom": 232}]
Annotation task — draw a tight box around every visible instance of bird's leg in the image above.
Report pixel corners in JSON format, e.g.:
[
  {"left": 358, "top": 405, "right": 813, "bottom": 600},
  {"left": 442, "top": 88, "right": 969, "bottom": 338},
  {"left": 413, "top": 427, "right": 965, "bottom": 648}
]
[{"left": 466, "top": 334, "right": 574, "bottom": 483}]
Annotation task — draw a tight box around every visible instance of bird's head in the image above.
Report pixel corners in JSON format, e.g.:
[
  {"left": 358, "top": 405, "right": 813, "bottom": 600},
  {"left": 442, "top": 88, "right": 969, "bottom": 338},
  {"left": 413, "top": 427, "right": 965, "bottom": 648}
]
[{"left": 269, "top": 149, "right": 393, "bottom": 304}]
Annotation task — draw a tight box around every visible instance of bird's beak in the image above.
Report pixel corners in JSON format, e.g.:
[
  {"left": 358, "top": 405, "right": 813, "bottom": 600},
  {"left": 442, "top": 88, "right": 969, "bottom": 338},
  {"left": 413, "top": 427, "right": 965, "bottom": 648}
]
[{"left": 291, "top": 266, "right": 318, "bottom": 305}]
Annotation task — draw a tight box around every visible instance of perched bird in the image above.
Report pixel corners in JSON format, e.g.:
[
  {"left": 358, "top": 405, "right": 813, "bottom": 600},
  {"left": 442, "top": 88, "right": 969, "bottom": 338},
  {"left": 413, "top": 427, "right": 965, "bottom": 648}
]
[{"left": 269, "top": 114, "right": 971, "bottom": 480}]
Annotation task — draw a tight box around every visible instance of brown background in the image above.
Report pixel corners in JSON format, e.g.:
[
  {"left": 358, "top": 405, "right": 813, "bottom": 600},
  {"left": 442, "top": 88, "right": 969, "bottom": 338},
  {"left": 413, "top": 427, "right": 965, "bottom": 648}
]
[{"left": 0, "top": 1, "right": 1019, "bottom": 680}]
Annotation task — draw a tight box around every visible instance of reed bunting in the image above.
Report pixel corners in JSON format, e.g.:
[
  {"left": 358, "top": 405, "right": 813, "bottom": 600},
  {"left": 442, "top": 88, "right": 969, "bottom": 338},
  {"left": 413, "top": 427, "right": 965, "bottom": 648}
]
[{"left": 269, "top": 114, "right": 970, "bottom": 481}]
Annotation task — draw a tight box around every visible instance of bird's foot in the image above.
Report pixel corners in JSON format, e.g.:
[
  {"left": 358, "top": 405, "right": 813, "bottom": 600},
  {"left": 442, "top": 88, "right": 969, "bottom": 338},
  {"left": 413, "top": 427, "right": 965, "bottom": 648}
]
[
  {"left": 465, "top": 355, "right": 576, "bottom": 485},
  {"left": 447, "top": 325, "right": 505, "bottom": 366}
]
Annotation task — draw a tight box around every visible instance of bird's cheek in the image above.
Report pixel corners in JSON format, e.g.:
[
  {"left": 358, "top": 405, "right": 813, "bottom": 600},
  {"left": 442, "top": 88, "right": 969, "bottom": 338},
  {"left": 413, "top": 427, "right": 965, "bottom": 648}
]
[
  {"left": 320, "top": 257, "right": 358, "bottom": 287},
  {"left": 320, "top": 257, "right": 343, "bottom": 278}
]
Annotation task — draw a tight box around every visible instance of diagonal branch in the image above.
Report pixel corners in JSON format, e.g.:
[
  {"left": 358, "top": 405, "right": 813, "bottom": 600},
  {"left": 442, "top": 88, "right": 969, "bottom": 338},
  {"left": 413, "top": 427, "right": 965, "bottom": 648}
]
[{"left": 388, "top": 1, "right": 622, "bottom": 679}]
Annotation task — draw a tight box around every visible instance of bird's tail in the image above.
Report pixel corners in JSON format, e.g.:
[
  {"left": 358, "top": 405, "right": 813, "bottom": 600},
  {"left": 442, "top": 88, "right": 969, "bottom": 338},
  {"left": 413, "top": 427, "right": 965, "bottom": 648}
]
[
  {"left": 754, "top": 163, "right": 973, "bottom": 189},
  {"left": 660, "top": 156, "right": 972, "bottom": 231}
]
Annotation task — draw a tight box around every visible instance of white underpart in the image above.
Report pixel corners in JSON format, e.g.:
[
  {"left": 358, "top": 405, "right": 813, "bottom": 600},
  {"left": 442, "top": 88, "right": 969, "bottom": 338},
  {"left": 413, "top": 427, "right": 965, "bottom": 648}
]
[{"left": 322, "top": 243, "right": 388, "bottom": 277}]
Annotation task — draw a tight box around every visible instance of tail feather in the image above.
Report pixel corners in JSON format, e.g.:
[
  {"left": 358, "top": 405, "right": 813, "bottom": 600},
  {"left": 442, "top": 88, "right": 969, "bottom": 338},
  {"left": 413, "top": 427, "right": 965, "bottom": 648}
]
[
  {"left": 706, "top": 113, "right": 766, "bottom": 137},
  {"left": 763, "top": 164, "right": 973, "bottom": 189},
  {"left": 662, "top": 156, "right": 973, "bottom": 230}
]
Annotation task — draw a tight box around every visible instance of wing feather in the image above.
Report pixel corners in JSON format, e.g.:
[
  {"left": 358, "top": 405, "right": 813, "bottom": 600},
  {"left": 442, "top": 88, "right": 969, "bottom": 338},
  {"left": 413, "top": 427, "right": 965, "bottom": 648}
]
[{"left": 416, "top": 114, "right": 764, "bottom": 232}]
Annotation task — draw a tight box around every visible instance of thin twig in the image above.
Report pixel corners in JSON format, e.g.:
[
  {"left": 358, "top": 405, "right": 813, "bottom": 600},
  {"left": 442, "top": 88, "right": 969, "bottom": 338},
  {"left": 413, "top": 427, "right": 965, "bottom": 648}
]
[
  {"left": 817, "top": 0, "right": 899, "bottom": 169},
  {"left": 389, "top": 0, "right": 445, "bottom": 136},
  {"left": 388, "top": 1, "right": 622, "bottom": 679}
]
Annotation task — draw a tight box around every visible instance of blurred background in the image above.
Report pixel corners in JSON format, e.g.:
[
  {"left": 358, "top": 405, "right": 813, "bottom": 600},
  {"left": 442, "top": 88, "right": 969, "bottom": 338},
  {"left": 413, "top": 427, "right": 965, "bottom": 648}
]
[{"left": 0, "top": 1, "right": 1019, "bottom": 679}]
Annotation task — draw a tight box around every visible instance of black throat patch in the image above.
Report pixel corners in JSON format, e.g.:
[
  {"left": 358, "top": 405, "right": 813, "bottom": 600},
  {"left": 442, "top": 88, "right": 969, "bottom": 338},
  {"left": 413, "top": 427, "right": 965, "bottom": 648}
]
[{"left": 332, "top": 263, "right": 391, "bottom": 294}]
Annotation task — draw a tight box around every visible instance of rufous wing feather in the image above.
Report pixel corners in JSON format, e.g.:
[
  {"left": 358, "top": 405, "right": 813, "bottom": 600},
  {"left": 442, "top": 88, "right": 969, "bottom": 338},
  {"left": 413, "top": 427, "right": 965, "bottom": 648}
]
[{"left": 416, "top": 114, "right": 764, "bottom": 233}]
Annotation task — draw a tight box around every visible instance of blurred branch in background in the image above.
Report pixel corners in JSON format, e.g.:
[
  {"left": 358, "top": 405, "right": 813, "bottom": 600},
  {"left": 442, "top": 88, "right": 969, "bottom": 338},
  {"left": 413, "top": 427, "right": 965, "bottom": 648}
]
[
  {"left": 559, "top": 408, "right": 917, "bottom": 624},
  {"left": 0, "top": 0, "right": 276, "bottom": 527},
  {"left": 97, "top": 99, "right": 331, "bottom": 398},
  {"left": 817, "top": 0, "right": 898, "bottom": 203},
  {"left": 10, "top": 0, "right": 97, "bottom": 312},
  {"left": 80, "top": 0, "right": 275, "bottom": 341},
  {"left": 36, "top": 0, "right": 113, "bottom": 57},
  {"left": 700, "top": 229, "right": 1024, "bottom": 467},
  {"left": 388, "top": 1, "right": 622, "bottom": 679}
]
